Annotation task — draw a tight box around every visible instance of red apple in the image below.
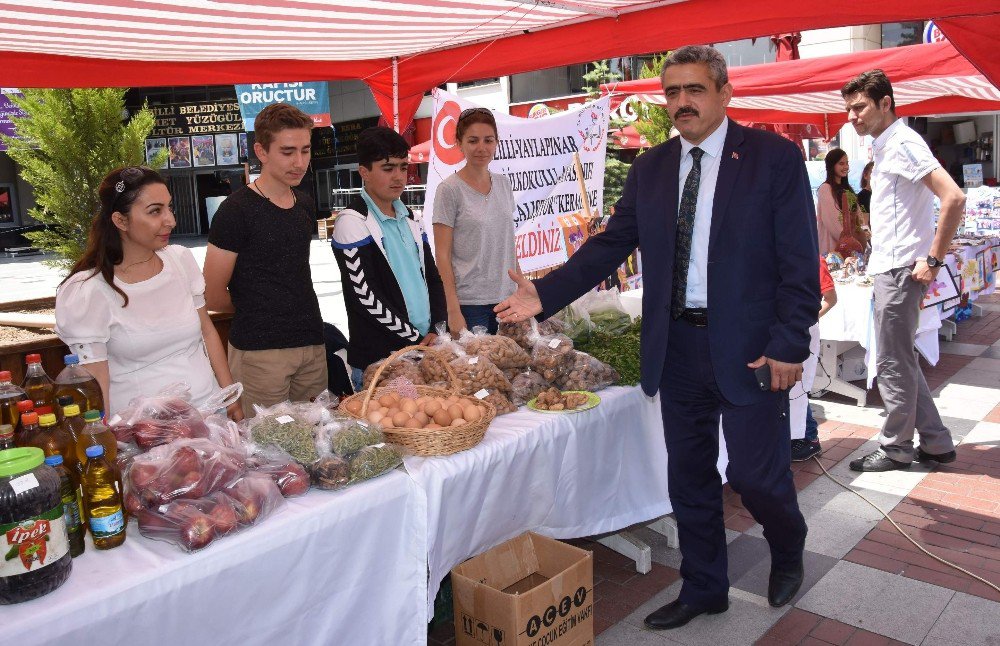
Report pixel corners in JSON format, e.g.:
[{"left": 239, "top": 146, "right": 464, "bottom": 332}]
[
  {"left": 179, "top": 513, "right": 215, "bottom": 551},
  {"left": 123, "top": 491, "right": 146, "bottom": 515},
  {"left": 129, "top": 462, "right": 159, "bottom": 489},
  {"left": 206, "top": 494, "right": 239, "bottom": 535}
]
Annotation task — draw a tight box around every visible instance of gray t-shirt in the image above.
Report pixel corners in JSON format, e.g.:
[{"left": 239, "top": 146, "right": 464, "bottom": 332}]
[{"left": 432, "top": 172, "right": 517, "bottom": 305}]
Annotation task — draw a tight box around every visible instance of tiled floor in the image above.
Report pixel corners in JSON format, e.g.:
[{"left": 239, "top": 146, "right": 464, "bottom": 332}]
[{"left": 430, "top": 294, "right": 1000, "bottom": 646}]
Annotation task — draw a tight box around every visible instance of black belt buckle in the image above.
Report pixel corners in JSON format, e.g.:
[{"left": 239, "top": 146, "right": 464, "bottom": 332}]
[{"left": 680, "top": 308, "right": 709, "bottom": 327}]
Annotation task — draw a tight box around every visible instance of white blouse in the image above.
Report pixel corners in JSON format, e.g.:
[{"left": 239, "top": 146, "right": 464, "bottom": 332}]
[{"left": 55, "top": 245, "right": 218, "bottom": 417}]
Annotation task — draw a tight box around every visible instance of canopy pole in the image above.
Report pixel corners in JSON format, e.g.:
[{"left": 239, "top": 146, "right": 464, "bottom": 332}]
[
  {"left": 392, "top": 56, "right": 400, "bottom": 132},
  {"left": 573, "top": 152, "right": 593, "bottom": 221},
  {"left": 824, "top": 113, "right": 829, "bottom": 141}
]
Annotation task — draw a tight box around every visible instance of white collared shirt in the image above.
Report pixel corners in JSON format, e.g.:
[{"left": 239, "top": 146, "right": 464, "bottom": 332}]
[
  {"left": 678, "top": 118, "right": 728, "bottom": 308},
  {"left": 868, "top": 118, "right": 940, "bottom": 275}
]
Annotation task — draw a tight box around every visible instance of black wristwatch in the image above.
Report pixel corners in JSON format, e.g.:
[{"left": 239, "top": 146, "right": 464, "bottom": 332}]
[{"left": 926, "top": 255, "right": 944, "bottom": 268}]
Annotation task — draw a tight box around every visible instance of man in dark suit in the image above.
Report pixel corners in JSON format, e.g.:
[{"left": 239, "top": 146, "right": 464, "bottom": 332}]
[{"left": 495, "top": 45, "right": 819, "bottom": 629}]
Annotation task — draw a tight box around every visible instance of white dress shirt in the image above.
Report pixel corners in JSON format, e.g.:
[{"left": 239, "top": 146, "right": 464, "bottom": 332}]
[
  {"left": 867, "top": 118, "right": 941, "bottom": 275},
  {"left": 678, "top": 118, "right": 728, "bottom": 308}
]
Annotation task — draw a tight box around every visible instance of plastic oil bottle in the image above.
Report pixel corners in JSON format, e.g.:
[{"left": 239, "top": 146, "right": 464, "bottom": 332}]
[
  {"left": 13, "top": 400, "right": 34, "bottom": 444},
  {"left": 75, "top": 410, "right": 117, "bottom": 468},
  {"left": 22, "top": 354, "right": 55, "bottom": 410},
  {"left": 81, "top": 444, "right": 126, "bottom": 549},
  {"left": 0, "top": 369, "right": 27, "bottom": 428},
  {"left": 27, "top": 413, "right": 79, "bottom": 477},
  {"left": 60, "top": 403, "right": 85, "bottom": 449},
  {"left": 54, "top": 354, "right": 104, "bottom": 420},
  {"left": 0, "top": 424, "right": 14, "bottom": 450},
  {"left": 44, "top": 454, "right": 86, "bottom": 558}
]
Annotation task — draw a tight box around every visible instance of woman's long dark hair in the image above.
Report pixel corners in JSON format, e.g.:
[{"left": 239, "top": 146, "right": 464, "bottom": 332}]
[
  {"left": 62, "top": 166, "right": 167, "bottom": 307},
  {"left": 824, "top": 148, "right": 856, "bottom": 205}
]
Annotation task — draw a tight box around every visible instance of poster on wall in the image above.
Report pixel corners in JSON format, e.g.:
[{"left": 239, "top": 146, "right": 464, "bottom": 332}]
[
  {"left": 423, "top": 89, "right": 610, "bottom": 274},
  {"left": 168, "top": 136, "right": 191, "bottom": 169},
  {"left": 215, "top": 133, "right": 239, "bottom": 165},
  {"left": 0, "top": 184, "right": 15, "bottom": 224},
  {"left": 0, "top": 89, "right": 27, "bottom": 152},
  {"left": 145, "top": 138, "right": 167, "bottom": 169},
  {"left": 238, "top": 132, "right": 248, "bottom": 161},
  {"left": 192, "top": 134, "right": 216, "bottom": 167}
]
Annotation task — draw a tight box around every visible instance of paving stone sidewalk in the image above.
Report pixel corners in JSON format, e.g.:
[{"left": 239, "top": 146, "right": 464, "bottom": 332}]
[{"left": 430, "top": 294, "right": 1000, "bottom": 646}]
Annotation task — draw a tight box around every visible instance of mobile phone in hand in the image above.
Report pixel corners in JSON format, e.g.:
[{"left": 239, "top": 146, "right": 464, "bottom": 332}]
[{"left": 754, "top": 364, "right": 771, "bottom": 391}]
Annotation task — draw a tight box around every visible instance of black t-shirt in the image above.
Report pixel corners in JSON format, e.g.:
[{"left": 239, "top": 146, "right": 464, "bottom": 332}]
[{"left": 208, "top": 185, "right": 324, "bottom": 351}]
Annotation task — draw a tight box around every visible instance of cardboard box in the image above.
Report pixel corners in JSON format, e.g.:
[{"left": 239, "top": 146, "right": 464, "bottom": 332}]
[
  {"left": 838, "top": 345, "right": 868, "bottom": 382},
  {"left": 452, "top": 533, "right": 594, "bottom": 646}
]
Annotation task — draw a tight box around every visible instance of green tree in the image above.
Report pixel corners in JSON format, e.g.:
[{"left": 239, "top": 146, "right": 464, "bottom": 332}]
[
  {"left": 1, "top": 89, "right": 157, "bottom": 268},
  {"left": 634, "top": 53, "right": 673, "bottom": 147},
  {"left": 582, "top": 60, "right": 632, "bottom": 216}
]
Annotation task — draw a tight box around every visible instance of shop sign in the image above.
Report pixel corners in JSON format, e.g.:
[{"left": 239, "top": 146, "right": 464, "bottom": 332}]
[
  {"left": 314, "top": 116, "right": 380, "bottom": 158},
  {"left": 0, "top": 89, "right": 27, "bottom": 152},
  {"left": 150, "top": 100, "right": 243, "bottom": 137},
  {"left": 923, "top": 21, "right": 947, "bottom": 44},
  {"left": 235, "top": 82, "right": 332, "bottom": 130}
]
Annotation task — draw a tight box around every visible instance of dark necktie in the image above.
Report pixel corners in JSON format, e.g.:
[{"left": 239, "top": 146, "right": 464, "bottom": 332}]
[{"left": 671, "top": 146, "right": 704, "bottom": 320}]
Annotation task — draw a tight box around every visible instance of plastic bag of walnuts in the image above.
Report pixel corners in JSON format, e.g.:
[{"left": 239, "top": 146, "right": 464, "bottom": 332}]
[
  {"left": 555, "top": 350, "right": 619, "bottom": 392},
  {"left": 510, "top": 369, "right": 552, "bottom": 407},
  {"left": 474, "top": 388, "right": 518, "bottom": 415},
  {"left": 529, "top": 332, "right": 575, "bottom": 383},
  {"left": 449, "top": 354, "right": 512, "bottom": 397},
  {"left": 362, "top": 352, "right": 424, "bottom": 390},
  {"left": 459, "top": 327, "right": 531, "bottom": 370}
]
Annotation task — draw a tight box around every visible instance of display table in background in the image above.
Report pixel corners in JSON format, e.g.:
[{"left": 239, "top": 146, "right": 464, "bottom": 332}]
[
  {"left": 818, "top": 281, "right": 942, "bottom": 405},
  {"left": 404, "top": 386, "right": 677, "bottom": 616},
  {"left": 3, "top": 470, "right": 428, "bottom": 646}
]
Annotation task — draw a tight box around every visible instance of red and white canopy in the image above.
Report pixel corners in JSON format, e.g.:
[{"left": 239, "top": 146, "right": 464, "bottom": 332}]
[
  {"left": 602, "top": 42, "right": 1000, "bottom": 137},
  {"left": 1, "top": 1, "right": 998, "bottom": 130}
]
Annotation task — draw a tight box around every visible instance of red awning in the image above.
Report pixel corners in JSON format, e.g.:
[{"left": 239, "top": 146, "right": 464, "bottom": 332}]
[
  {"left": 601, "top": 41, "right": 1000, "bottom": 138},
  {"left": 1, "top": 2, "right": 998, "bottom": 131}
]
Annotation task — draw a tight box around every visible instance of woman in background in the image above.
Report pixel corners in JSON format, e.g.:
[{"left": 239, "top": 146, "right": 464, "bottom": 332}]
[{"left": 816, "top": 148, "right": 868, "bottom": 255}]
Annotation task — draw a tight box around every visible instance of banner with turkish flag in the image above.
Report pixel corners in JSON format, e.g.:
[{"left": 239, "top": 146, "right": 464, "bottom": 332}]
[{"left": 422, "top": 89, "right": 609, "bottom": 273}]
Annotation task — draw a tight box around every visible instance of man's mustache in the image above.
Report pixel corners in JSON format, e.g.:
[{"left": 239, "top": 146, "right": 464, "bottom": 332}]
[{"left": 674, "top": 107, "right": 699, "bottom": 118}]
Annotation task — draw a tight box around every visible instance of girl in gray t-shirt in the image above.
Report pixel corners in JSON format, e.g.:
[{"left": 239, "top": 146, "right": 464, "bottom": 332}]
[{"left": 432, "top": 108, "right": 517, "bottom": 335}]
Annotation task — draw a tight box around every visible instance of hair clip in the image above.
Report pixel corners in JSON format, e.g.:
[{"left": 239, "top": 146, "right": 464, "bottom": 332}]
[{"left": 115, "top": 180, "right": 126, "bottom": 193}]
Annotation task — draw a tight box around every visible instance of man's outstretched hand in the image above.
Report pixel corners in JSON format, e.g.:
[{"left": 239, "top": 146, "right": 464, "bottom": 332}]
[{"left": 494, "top": 270, "right": 543, "bottom": 323}]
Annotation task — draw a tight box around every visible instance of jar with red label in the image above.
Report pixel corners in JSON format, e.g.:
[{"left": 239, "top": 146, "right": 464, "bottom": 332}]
[{"left": 0, "top": 446, "right": 73, "bottom": 604}]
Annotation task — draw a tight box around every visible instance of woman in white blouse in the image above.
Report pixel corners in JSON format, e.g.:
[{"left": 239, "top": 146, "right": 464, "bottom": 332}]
[
  {"left": 816, "top": 148, "right": 869, "bottom": 256},
  {"left": 55, "top": 166, "right": 241, "bottom": 419}
]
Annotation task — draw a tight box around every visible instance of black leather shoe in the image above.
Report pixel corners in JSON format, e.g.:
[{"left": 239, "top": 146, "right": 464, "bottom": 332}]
[
  {"left": 916, "top": 447, "right": 957, "bottom": 464},
  {"left": 768, "top": 561, "right": 804, "bottom": 607},
  {"left": 849, "top": 449, "right": 911, "bottom": 472},
  {"left": 643, "top": 598, "right": 729, "bottom": 630}
]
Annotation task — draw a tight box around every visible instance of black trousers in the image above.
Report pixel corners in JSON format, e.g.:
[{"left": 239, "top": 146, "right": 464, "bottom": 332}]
[{"left": 659, "top": 316, "right": 807, "bottom": 608}]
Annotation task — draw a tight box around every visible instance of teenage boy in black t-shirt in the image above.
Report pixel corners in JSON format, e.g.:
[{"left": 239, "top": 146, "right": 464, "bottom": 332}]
[{"left": 204, "top": 103, "right": 327, "bottom": 417}]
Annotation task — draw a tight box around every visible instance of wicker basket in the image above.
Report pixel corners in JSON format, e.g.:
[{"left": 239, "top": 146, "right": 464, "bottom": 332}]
[{"left": 338, "top": 345, "right": 496, "bottom": 456}]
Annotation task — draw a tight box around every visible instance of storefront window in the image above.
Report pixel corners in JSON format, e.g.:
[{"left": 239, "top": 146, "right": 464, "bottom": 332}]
[{"left": 881, "top": 22, "right": 923, "bottom": 48}]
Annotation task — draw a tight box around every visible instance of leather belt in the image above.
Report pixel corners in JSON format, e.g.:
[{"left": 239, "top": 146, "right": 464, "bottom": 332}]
[{"left": 679, "top": 308, "right": 709, "bottom": 327}]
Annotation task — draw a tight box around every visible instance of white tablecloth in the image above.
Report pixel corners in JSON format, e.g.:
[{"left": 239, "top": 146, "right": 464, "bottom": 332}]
[
  {"left": 819, "top": 281, "right": 941, "bottom": 387},
  {"left": 403, "top": 386, "right": 674, "bottom": 616},
  {"left": 3, "top": 470, "right": 428, "bottom": 646}
]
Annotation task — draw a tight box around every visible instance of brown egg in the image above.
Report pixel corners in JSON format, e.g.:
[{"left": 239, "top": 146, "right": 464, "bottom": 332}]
[
  {"left": 385, "top": 407, "right": 400, "bottom": 418},
  {"left": 377, "top": 394, "right": 395, "bottom": 408},
  {"left": 447, "top": 404, "right": 465, "bottom": 420},
  {"left": 403, "top": 417, "right": 423, "bottom": 429},
  {"left": 463, "top": 404, "right": 481, "bottom": 422},
  {"left": 425, "top": 423, "right": 442, "bottom": 430},
  {"left": 346, "top": 399, "right": 363, "bottom": 415},
  {"left": 446, "top": 395, "right": 459, "bottom": 404},
  {"left": 413, "top": 411, "right": 429, "bottom": 426},
  {"left": 391, "top": 411, "right": 410, "bottom": 427},
  {"left": 366, "top": 410, "right": 385, "bottom": 424},
  {"left": 400, "top": 398, "right": 418, "bottom": 415},
  {"left": 433, "top": 409, "right": 452, "bottom": 426},
  {"left": 450, "top": 418, "right": 466, "bottom": 426},
  {"left": 424, "top": 400, "right": 441, "bottom": 416}
]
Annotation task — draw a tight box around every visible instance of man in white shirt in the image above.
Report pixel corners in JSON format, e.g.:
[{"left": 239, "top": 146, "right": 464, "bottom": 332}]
[{"left": 841, "top": 70, "right": 966, "bottom": 472}]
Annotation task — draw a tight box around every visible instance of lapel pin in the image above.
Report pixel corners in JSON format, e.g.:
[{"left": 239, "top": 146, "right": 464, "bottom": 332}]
[{"left": 731, "top": 152, "right": 740, "bottom": 160}]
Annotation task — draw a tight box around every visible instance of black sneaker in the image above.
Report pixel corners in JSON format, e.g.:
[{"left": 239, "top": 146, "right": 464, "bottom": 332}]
[
  {"left": 915, "top": 447, "right": 957, "bottom": 464},
  {"left": 849, "top": 449, "right": 911, "bottom": 472},
  {"left": 791, "top": 439, "right": 822, "bottom": 462}
]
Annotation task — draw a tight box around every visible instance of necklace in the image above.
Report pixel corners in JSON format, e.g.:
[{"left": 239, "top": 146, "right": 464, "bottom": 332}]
[
  {"left": 120, "top": 253, "right": 156, "bottom": 273},
  {"left": 253, "top": 179, "right": 296, "bottom": 205}
]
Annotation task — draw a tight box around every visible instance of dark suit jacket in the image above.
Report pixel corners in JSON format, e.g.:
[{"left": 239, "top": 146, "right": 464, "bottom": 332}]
[{"left": 535, "top": 119, "right": 819, "bottom": 405}]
